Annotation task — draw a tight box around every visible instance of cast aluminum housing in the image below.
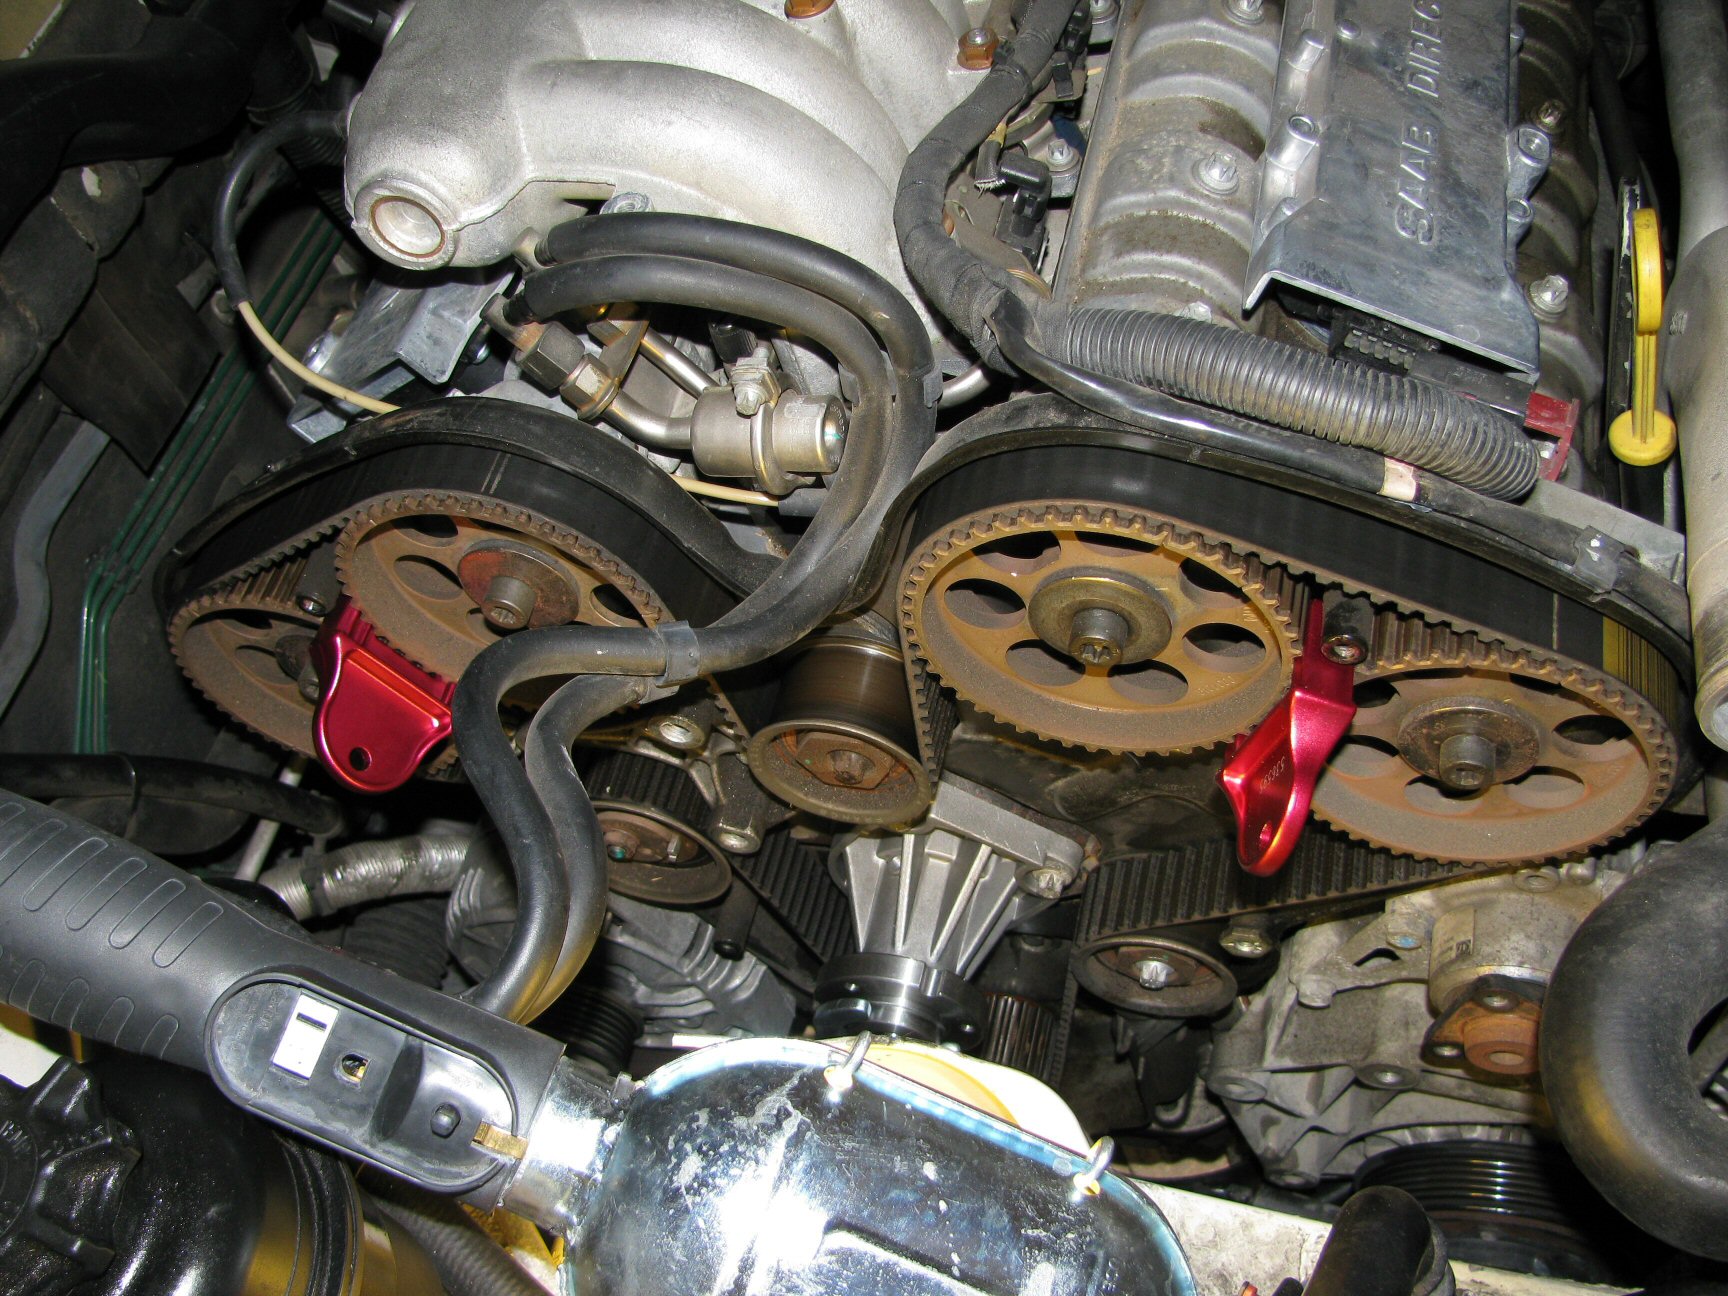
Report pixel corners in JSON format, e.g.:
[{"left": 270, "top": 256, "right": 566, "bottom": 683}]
[{"left": 344, "top": 0, "right": 986, "bottom": 317}]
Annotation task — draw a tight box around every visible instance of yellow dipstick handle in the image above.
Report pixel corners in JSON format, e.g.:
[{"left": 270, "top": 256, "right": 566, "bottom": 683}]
[{"left": 1608, "top": 206, "right": 1678, "bottom": 467}]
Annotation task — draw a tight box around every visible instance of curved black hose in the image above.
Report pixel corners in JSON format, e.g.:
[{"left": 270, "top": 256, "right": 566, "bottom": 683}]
[
  {"left": 1037, "top": 307, "right": 1539, "bottom": 500},
  {"left": 458, "top": 236, "right": 932, "bottom": 1020},
  {"left": 1541, "top": 818, "right": 1728, "bottom": 1260},
  {"left": 536, "top": 212, "right": 934, "bottom": 381},
  {"left": 1305, "top": 1187, "right": 1449, "bottom": 1296},
  {"left": 892, "top": 0, "right": 1078, "bottom": 362},
  {"left": 0, "top": 752, "right": 342, "bottom": 835},
  {"left": 212, "top": 108, "right": 344, "bottom": 308},
  {"left": 367, "top": 1181, "right": 546, "bottom": 1296}
]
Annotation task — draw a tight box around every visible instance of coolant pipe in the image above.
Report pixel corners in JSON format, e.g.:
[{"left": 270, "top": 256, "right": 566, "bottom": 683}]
[
  {"left": 260, "top": 831, "right": 473, "bottom": 921},
  {"left": 1659, "top": 0, "right": 1728, "bottom": 751}
]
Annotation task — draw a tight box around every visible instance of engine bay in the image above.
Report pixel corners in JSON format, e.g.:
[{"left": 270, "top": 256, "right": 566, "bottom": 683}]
[{"left": 2, "top": 0, "right": 1726, "bottom": 1291}]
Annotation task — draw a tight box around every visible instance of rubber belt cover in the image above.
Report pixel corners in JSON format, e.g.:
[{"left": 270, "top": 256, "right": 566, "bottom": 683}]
[{"left": 0, "top": 792, "right": 562, "bottom": 1169}]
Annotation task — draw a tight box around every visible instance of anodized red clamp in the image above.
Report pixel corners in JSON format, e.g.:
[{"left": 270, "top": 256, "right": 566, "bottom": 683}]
[
  {"left": 310, "top": 600, "right": 454, "bottom": 794},
  {"left": 1219, "top": 611, "right": 1358, "bottom": 876}
]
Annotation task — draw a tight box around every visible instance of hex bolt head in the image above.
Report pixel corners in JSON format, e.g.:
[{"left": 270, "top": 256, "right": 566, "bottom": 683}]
[
  {"left": 1220, "top": 924, "right": 1274, "bottom": 959},
  {"left": 958, "top": 26, "right": 998, "bottom": 69},
  {"left": 1022, "top": 865, "right": 1073, "bottom": 899},
  {"left": 1527, "top": 273, "right": 1571, "bottom": 316},
  {"left": 1133, "top": 957, "right": 1178, "bottom": 990},
  {"left": 1437, "top": 731, "right": 1497, "bottom": 790},
  {"left": 1194, "top": 151, "right": 1240, "bottom": 196},
  {"left": 1067, "top": 606, "right": 1131, "bottom": 668},
  {"left": 1047, "top": 139, "right": 1080, "bottom": 172},
  {"left": 480, "top": 573, "right": 537, "bottom": 629},
  {"left": 1225, "top": 0, "right": 1265, "bottom": 23},
  {"left": 828, "top": 749, "right": 869, "bottom": 786},
  {"left": 1534, "top": 99, "right": 1566, "bottom": 133}
]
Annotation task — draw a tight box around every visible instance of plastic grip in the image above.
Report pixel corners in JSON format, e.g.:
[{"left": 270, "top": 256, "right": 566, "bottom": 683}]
[
  {"left": 0, "top": 793, "right": 565, "bottom": 1195},
  {"left": 0, "top": 792, "right": 252, "bottom": 1070}
]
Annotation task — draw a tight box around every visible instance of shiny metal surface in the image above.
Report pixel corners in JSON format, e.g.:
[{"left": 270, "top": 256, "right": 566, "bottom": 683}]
[
  {"left": 344, "top": 0, "right": 982, "bottom": 325},
  {"left": 1053, "top": 0, "right": 1279, "bottom": 325},
  {"left": 537, "top": 1036, "right": 1199, "bottom": 1296},
  {"left": 1244, "top": 0, "right": 1543, "bottom": 370}
]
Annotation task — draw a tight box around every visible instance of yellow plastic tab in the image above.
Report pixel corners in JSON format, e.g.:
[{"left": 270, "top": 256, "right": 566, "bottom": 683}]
[{"left": 1608, "top": 206, "right": 1678, "bottom": 466}]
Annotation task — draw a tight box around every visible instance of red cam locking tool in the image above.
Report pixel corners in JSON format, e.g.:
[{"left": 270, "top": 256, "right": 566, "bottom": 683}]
[
  {"left": 1219, "top": 610, "right": 1360, "bottom": 876},
  {"left": 310, "top": 600, "right": 455, "bottom": 794}
]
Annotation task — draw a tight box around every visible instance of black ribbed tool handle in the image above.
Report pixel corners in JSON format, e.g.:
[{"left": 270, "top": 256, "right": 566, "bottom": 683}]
[{"left": 0, "top": 792, "right": 562, "bottom": 1196}]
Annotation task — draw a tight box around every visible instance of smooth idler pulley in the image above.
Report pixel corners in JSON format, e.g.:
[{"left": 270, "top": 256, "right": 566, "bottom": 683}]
[
  {"left": 745, "top": 636, "right": 931, "bottom": 827},
  {"left": 902, "top": 503, "right": 1299, "bottom": 754}
]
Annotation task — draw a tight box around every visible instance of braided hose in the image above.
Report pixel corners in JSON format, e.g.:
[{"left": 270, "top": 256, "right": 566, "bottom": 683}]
[{"left": 1050, "top": 309, "right": 1540, "bottom": 500}]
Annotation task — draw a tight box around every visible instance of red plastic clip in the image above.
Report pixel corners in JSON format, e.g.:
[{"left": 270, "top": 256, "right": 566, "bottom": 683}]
[
  {"left": 310, "top": 600, "right": 454, "bottom": 794},
  {"left": 1525, "top": 392, "right": 1579, "bottom": 482},
  {"left": 1219, "top": 613, "right": 1357, "bottom": 876}
]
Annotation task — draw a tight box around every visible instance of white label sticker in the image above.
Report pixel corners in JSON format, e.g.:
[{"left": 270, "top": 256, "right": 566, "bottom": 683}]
[{"left": 271, "top": 995, "right": 339, "bottom": 1078}]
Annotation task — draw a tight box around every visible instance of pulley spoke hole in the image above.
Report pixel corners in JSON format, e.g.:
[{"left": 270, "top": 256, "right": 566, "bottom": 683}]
[
  {"left": 1504, "top": 765, "right": 1586, "bottom": 809},
  {"left": 1330, "top": 736, "right": 1402, "bottom": 778},
  {"left": 1006, "top": 640, "right": 1083, "bottom": 687},
  {"left": 1074, "top": 531, "right": 1156, "bottom": 558},
  {"left": 1553, "top": 714, "right": 1633, "bottom": 759},
  {"left": 1108, "top": 660, "right": 1188, "bottom": 705},
  {"left": 1184, "top": 623, "right": 1266, "bottom": 672},
  {"left": 945, "top": 578, "right": 1025, "bottom": 630},
  {"left": 974, "top": 532, "right": 1059, "bottom": 576},
  {"left": 1403, "top": 776, "right": 1485, "bottom": 815},
  {"left": 1177, "top": 558, "right": 1248, "bottom": 608},
  {"left": 393, "top": 555, "right": 464, "bottom": 600},
  {"left": 590, "top": 583, "right": 645, "bottom": 625},
  {"left": 1354, "top": 679, "right": 1398, "bottom": 709},
  {"left": 396, "top": 515, "right": 459, "bottom": 543}
]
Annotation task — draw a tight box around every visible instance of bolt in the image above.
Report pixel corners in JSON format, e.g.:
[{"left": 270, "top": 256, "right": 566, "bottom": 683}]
[
  {"left": 1437, "top": 731, "right": 1498, "bottom": 790},
  {"left": 957, "top": 26, "right": 998, "bottom": 70},
  {"left": 1047, "top": 139, "right": 1080, "bottom": 172},
  {"left": 1133, "top": 957, "right": 1179, "bottom": 990},
  {"left": 1194, "top": 150, "right": 1240, "bottom": 196},
  {"left": 1478, "top": 989, "right": 1517, "bottom": 1012},
  {"left": 1213, "top": 1077, "right": 1263, "bottom": 1101},
  {"left": 1089, "top": 0, "right": 1115, "bottom": 13},
  {"left": 1367, "top": 1065, "right": 1409, "bottom": 1088},
  {"left": 1220, "top": 923, "right": 1274, "bottom": 959},
  {"left": 603, "top": 829, "right": 638, "bottom": 862},
  {"left": 828, "top": 749, "right": 870, "bottom": 787},
  {"left": 1431, "top": 1041, "right": 1464, "bottom": 1060},
  {"left": 717, "top": 828, "right": 757, "bottom": 853},
  {"left": 783, "top": 0, "right": 833, "bottom": 14},
  {"left": 733, "top": 380, "right": 768, "bottom": 417},
  {"left": 1527, "top": 273, "right": 1571, "bottom": 316},
  {"left": 430, "top": 1102, "right": 461, "bottom": 1138},
  {"left": 1224, "top": 0, "right": 1264, "bottom": 22},
  {"left": 480, "top": 573, "right": 537, "bottom": 630},
  {"left": 1337, "top": 18, "right": 1359, "bottom": 38},
  {"left": 655, "top": 716, "right": 704, "bottom": 750},
  {"left": 1176, "top": 300, "right": 1214, "bottom": 322},
  {"left": 599, "top": 190, "right": 652, "bottom": 214},
  {"left": 1067, "top": 606, "right": 1131, "bottom": 667},
  {"left": 1322, "top": 634, "right": 1366, "bottom": 665},
  {"left": 297, "top": 594, "right": 328, "bottom": 617},
  {"left": 1534, "top": 98, "right": 1566, "bottom": 133},
  {"left": 1023, "top": 865, "right": 1072, "bottom": 899}
]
